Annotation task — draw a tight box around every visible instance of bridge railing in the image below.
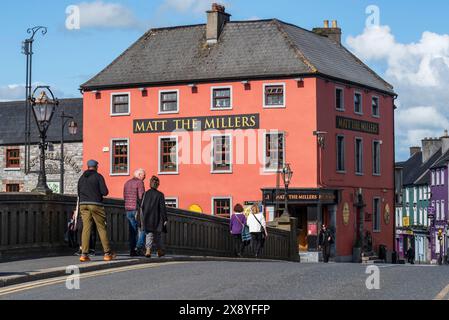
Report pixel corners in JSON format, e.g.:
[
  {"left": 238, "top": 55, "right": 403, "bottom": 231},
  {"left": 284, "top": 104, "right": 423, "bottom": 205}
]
[{"left": 0, "top": 193, "right": 298, "bottom": 262}]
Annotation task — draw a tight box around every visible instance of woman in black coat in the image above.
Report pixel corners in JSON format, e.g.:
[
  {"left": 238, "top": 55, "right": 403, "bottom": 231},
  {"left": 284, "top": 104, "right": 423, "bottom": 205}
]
[{"left": 140, "top": 176, "right": 168, "bottom": 258}]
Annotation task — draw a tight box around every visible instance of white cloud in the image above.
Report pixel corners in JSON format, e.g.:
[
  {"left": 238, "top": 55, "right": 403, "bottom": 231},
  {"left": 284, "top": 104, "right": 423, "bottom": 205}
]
[
  {"left": 346, "top": 26, "right": 449, "bottom": 159},
  {"left": 0, "top": 84, "right": 73, "bottom": 102},
  {"left": 162, "top": 0, "right": 226, "bottom": 14},
  {"left": 77, "top": 1, "right": 139, "bottom": 29}
]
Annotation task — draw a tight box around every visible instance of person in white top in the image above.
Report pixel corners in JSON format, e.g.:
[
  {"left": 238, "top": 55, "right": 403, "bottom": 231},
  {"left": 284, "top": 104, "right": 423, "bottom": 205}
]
[{"left": 246, "top": 204, "right": 268, "bottom": 258}]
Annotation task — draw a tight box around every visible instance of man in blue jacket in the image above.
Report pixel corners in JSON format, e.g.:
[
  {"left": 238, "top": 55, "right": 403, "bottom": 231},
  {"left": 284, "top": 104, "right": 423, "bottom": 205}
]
[{"left": 77, "top": 160, "right": 115, "bottom": 262}]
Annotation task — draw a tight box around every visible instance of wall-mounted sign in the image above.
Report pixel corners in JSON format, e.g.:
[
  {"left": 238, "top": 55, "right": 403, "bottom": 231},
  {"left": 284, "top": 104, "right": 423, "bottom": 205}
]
[
  {"left": 262, "top": 189, "right": 338, "bottom": 205},
  {"left": 402, "top": 216, "right": 410, "bottom": 227},
  {"left": 384, "top": 204, "right": 391, "bottom": 224},
  {"left": 134, "top": 114, "right": 260, "bottom": 133},
  {"left": 307, "top": 223, "right": 318, "bottom": 236},
  {"left": 342, "top": 202, "right": 350, "bottom": 226},
  {"left": 336, "top": 116, "right": 379, "bottom": 135}
]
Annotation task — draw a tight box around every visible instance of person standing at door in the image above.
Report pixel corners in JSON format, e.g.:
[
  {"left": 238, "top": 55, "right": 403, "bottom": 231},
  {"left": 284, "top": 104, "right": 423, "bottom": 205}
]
[{"left": 319, "top": 224, "right": 334, "bottom": 263}]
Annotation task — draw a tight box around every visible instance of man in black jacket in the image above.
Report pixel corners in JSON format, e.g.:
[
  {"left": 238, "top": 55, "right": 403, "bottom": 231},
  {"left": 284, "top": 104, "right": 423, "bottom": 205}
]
[
  {"left": 318, "top": 224, "right": 334, "bottom": 263},
  {"left": 77, "top": 160, "right": 115, "bottom": 262},
  {"left": 140, "top": 176, "right": 168, "bottom": 258}
]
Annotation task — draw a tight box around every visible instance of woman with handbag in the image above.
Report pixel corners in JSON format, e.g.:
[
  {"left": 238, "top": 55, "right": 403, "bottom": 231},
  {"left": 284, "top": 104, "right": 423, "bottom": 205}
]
[
  {"left": 247, "top": 204, "right": 268, "bottom": 258},
  {"left": 229, "top": 204, "right": 250, "bottom": 257}
]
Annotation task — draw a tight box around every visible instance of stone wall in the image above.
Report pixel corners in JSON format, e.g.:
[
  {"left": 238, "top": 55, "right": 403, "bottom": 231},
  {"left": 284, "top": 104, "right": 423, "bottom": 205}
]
[{"left": 0, "top": 142, "right": 83, "bottom": 194}]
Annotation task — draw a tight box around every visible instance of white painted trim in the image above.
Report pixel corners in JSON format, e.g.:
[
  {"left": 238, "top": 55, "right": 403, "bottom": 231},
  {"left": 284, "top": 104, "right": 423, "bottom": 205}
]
[
  {"left": 210, "top": 86, "right": 233, "bottom": 110},
  {"left": 158, "top": 135, "right": 179, "bottom": 175},
  {"left": 263, "top": 83, "right": 286, "bottom": 109},
  {"left": 354, "top": 91, "right": 363, "bottom": 115},
  {"left": 110, "top": 138, "right": 130, "bottom": 176},
  {"left": 211, "top": 196, "right": 233, "bottom": 216},
  {"left": 263, "top": 130, "right": 286, "bottom": 173},
  {"left": 4, "top": 168, "right": 21, "bottom": 172},
  {"left": 165, "top": 197, "right": 179, "bottom": 208},
  {"left": 210, "top": 134, "right": 233, "bottom": 174},
  {"left": 110, "top": 92, "right": 131, "bottom": 116},
  {"left": 372, "top": 140, "right": 381, "bottom": 176},
  {"left": 159, "top": 89, "right": 180, "bottom": 114},
  {"left": 335, "top": 86, "right": 345, "bottom": 111},
  {"left": 355, "top": 136, "right": 364, "bottom": 175},
  {"left": 371, "top": 95, "right": 380, "bottom": 118}
]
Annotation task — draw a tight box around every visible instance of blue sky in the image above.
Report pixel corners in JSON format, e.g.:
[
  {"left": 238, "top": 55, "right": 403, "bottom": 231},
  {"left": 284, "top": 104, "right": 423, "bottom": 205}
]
[{"left": 2, "top": 0, "right": 449, "bottom": 160}]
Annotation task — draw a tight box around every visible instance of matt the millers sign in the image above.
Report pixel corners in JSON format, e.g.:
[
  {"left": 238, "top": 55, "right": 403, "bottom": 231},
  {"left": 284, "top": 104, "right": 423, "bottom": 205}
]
[
  {"left": 134, "top": 114, "right": 259, "bottom": 133},
  {"left": 336, "top": 116, "right": 379, "bottom": 135}
]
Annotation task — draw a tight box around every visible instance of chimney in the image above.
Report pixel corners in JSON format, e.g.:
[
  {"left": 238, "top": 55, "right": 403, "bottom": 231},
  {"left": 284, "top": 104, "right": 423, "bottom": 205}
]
[
  {"left": 206, "top": 3, "right": 231, "bottom": 44},
  {"left": 409, "top": 146, "right": 421, "bottom": 157},
  {"left": 441, "top": 130, "right": 449, "bottom": 154},
  {"left": 422, "top": 137, "right": 442, "bottom": 163},
  {"left": 312, "top": 19, "right": 342, "bottom": 44}
]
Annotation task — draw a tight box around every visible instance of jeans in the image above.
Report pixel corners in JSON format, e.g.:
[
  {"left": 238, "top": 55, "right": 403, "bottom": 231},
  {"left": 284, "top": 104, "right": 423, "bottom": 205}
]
[
  {"left": 80, "top": 205, "right": 111, "bottom": 255},
  {"left": 251, "top": 233, "right": 264, "bottom": 257},
  {"left": 126, "top": 211, "right": 146, "bottom": 251},
  {"left": 232, "top": 234, "right": 245, "bottom": 256}
]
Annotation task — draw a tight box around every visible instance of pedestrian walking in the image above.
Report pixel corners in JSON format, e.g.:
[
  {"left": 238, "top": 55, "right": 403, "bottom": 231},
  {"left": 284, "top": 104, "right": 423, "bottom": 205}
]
[
  {"left": 318, "top": 224, "right": 334, "bottom": 263},
  {"left": 140, "top": 176, "right": 168, "bottom": 258},
  {"left": 246, "top": 204, "right": 268, "bottom": 258},
  {"left": 124, "top": 169, "right": 146, "bottom": 257},
  {"left": 230, "top": 204, "right": 250, "bottom": 257},
  {"left": 77, "top": 160, "right": 115, "bottom": 262},
  {"left": 406, "top": 246, "right": 415, "bottom": 265}
]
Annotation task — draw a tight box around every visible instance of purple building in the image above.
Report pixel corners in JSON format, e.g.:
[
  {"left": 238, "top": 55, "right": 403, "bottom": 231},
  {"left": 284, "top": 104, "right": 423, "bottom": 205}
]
[{"left": 429, "top": 134, "right": 449, "bottom": 263}]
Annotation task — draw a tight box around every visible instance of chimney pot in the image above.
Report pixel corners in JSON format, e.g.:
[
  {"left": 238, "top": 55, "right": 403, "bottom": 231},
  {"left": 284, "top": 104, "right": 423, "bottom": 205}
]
[
  {"left": 313, "top": 19, "right": 342, "bottom": 44},
  {"left": 324, "top": 20, "right": 329, "bottom": 28},
  {"left": 332, "top": 20, "right": 338, "bottom": 28}
]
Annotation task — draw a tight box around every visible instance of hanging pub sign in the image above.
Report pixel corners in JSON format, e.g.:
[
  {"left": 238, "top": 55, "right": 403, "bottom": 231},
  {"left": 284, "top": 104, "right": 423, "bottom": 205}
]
[
  {"left": 336, "top": 116, "right": 379, "bottom": 135},
  {"left": 134, "top": 114, "right": 259, "bottom": 133}
]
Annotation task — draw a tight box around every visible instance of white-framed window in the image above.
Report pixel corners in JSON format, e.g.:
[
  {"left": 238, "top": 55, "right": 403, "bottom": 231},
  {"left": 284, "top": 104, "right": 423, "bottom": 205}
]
[
  {"left": 442, "top": 200, "right": 446, "bottom": 221},
  {"left": 419, "top": 187, "right": 422, "bottom": 201},
  {"left": 335, "top": 87, "right": 344, "bottom": 111},
  {"left": 165, "top": 198, "right": 179, "bottom": 208},
  {"left": 437, "top": 201, "right": 441, "bottom": 220},
  {"left": 419, "top": 207, "right": 423, "bottom": 225},
  {"left": 110, "top": 138, "right": 129, "bottom": 176},
  {"left": 405, "top": 188, "right": 409, "bottom": 203},
  {"left": 413, "top": 188, "right": 417, "bottom": 204},
  {"left": 158, "top": 136, "right": 179, "bottom": 174},
  {"left": 159, "top": 90, "right": 179, "bottom": 114},
  {"left": 373, "top": 197, "right": 381, "bottom": 232},
  {"left": 435, "top": 232, "right": 441, "bottom": 253},
  {"left": 211, "top": 197, "right": 232, "bottom": 218},
  {"left": 354, "top": 92, "right": 363, "bottom": 114},
  {"left": 437, "top": 170, "right": 441, "bottom": 186},
  {"left": 373, "top": 140, "right": 381, "bottom": 176},
  {"left": 336, "top": 134, "right": 345, "bottom": 172},
  {"left": 431, "top": 171, "right": 435, "bottom": 186},
  {"left": 442, "top": 170, "right": 445, "bottom": 186},
  {"left": 424, "top": 207, "right": 428, "bottom": 227},
  {"left": 263, "top": 83, "right": 285, "bottom": 108},
  {"left": 372, "top": 96, "right": 380, "bottom": 117},
  {"left": 264, "top": 131, "right": 285, "bottom": 172},
  {"left": 110, "top": 92, "right": 130, "bottom": 116},
  {"left": 355, "top": 137, "right": 363, "bottom": 175},
  {"left": 211, "top": 134, "right": 232, "bottom": 173},
  {"left": 211, "top": 86, "right": 232, "bottom": 110}
]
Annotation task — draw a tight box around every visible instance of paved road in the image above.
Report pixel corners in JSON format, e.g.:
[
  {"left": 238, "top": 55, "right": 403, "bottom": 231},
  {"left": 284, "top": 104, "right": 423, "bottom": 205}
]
[{"left": 1, "top": 261, "right": 449, "bottom": 300}]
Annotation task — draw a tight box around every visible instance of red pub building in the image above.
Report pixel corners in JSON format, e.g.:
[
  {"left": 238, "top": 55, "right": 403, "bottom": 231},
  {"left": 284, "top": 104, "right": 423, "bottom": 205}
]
[{"left": 81, "top": 4, "right": 396, "bottom": 261}]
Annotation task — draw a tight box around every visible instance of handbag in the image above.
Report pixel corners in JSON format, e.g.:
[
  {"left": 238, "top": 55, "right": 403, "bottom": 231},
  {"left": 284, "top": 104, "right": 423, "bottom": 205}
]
[
  {"left": 252, "top": 212, "right": 267, "bottom": 248},
  {"left": 235, "top": 215, "right": 251, "bottom": 242}
]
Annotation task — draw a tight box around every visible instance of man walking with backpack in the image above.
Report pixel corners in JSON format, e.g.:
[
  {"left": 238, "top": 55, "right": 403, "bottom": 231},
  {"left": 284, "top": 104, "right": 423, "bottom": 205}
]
[{"left": 77, "top": 160, "right": 115, "bottom": 262}]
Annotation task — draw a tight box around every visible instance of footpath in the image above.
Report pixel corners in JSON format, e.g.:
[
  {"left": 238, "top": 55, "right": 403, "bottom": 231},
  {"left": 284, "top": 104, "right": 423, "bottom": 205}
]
[{"left": 0, "top": 253, "right": 279, "bottom": 288}]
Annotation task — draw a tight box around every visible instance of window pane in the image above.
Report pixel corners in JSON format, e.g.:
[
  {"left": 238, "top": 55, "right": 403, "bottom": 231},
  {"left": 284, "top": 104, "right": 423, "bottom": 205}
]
[
  {"left": 337, "top": 136, "right": 345, "bottom": 171},
  {"left": 213, "top": 136, "right": 231, "bottom": 171},
  {"left": 160, "top": 138, "right": 177, "bottom": 172},
  {"left": 265, "top": 86, "right": 284, "bottom": 106},
  {"left": 336, "top": 89, "right": 343, "bottom": 110},
  {"left": 265, "top": 133, "right": 284, "bottom": 170},
  {"left": 112, "top": 95, "right": 129, "bottom": 114},
  {"left": 355, "top": 93, "right": 362, "bottom": 113},
  {"left": 356, "top": 139, "right": 363, "bottom": 174},
  {"left": 112, "top": 140, "right": 128, "bottom": 173},
  {"left": 372, "top": 97, "right": 379, "bottom": 116},
  {"left": 214, "top": 198, "right": 231, "bottom": 217}
]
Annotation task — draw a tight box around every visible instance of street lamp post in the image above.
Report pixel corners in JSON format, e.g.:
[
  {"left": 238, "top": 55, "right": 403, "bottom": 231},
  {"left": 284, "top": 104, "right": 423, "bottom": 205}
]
[
  {"left": 29, "top": 86, "right": 58, "bottom": 194},
  {"left": 281, "top": 163, "right": 293, "bottom": 218},
  {"left": 60, "top": 109, "right": 78, "bottom": 194}
]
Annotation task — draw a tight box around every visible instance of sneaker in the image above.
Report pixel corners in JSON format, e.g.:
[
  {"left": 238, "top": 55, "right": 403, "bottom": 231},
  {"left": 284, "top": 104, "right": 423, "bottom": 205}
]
[
  {"left": 145, "top": 248, "right": 152, "bottom": 258},
  {"left": 89, "top": 249, "right": 96, "bottom": 256},
  {"left": 130, "top": 249, "right": 139, "bottom": 257},
  {"left": 157, "top": 250, "right": 166, "bottom": 258},
  {"left": 80, "top": 255, "right": 91, "bottom": 263},
  {"left": 74, "top": 249, "right": 82, "bottom": 256},
  {"left": 104, "top": 252, "right": 116, "bottom": 261}
]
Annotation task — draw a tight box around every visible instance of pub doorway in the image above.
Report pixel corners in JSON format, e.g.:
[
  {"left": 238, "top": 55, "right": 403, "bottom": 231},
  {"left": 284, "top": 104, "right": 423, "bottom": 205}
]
[{"left": 290, "top": 205, "right": 308, "bottom": 252}]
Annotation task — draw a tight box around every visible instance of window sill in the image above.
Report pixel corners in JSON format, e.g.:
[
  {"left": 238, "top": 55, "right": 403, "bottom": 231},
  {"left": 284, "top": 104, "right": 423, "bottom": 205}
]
[
  {"left": 158, "top": 171, "right": 179, "bottom": 175},
  {"left": 110, "top": 113, "right": 131, "bottom": 117},
  {"left": 158, "top": 110, "right": 179, "bottom": 115},
  {"left": 373, "top": 173, "right": 381, "bottom": 177},
  {"left": 354, "top": 112, "right": 364, "bottom": 116},
  {"left": 355, "top": 172, "right": 364, "bottom": 176},
  {"left": 263, "top": 105, "right": 286, "bottom": 109},
  {"left": 337, "top": 170, "right": 346, "bottom": 174},
  {"left": 211, "top": 170, "right": 233, "bottom": 174},
  {"left": 110, "top": 173, "right": 130, "bottom": 177},
  {"left": 211, "top": 107, "right": 233, "bottom": 111},
  {"left": 336, "top": 108, "right": 345, "bottom": 112},
  {"left": 4, "top": 168, "right": 21, "bottom": 171},
  {"left": 372, "top": 114, "right": 380, "bottom": 119}
]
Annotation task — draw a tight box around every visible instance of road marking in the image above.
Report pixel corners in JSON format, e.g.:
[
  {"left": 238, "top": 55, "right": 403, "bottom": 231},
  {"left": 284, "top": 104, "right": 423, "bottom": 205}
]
[
  {"left": 434, "top": 283, "right": 449, "bottom": 300},
  {"left": 0, "top": 261, "right": 188, "bottom": 297}
]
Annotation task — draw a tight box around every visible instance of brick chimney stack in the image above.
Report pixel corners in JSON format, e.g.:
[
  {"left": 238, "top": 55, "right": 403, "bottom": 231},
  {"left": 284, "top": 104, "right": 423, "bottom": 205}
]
[
  {"left": 313, "top": 20, "right": 342, "bottom": 44},
  {"left": 206, "top": 3, "right": 231, "bottom": 44},
  {"left": 409, "top": 146, "right": 421, "bottom": 157},
  {"left": 422, "top": 137, "right": 442, "bottom": 163}
]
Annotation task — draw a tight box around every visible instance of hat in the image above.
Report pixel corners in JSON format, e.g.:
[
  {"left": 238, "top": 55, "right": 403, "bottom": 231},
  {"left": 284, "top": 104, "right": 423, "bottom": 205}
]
[{"left": 87, "top": 159, "right": 99, "bottom": 167}]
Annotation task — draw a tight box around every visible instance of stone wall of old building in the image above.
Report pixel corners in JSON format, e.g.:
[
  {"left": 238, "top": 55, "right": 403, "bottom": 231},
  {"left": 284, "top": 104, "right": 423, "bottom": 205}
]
[{"left": 0, "top": 142, "right": 83, "bottom": 195}]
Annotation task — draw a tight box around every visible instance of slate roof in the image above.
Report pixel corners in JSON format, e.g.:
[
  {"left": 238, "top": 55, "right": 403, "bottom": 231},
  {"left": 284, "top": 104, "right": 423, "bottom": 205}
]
[
  {"left": 401, "top": 149, "right": 442, "bottom": 186},
  {"left": 81, "top": 19, "right": 394, "bottom": 94},
  {"left": 0, "top": 98, "right": 83, "bottom": 146},
  {"left": 430, "top": 149, "right": 449, "bottom": 169}
]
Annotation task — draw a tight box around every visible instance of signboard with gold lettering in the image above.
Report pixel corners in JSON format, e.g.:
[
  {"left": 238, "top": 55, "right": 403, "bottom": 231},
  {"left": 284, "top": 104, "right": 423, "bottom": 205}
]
[
  {"left": 384, "top": 204, "right": 391, "bottom": 224},
  {"left": 134, "top": 114, "right": 259, "bottom": 133},
  {"left": 262, "top": 189, "right": 338, "bottom": 205},
  {"left": 336, "top": 116, "right": 379, "bottom": 135},
  {"left": 343, "top": 202, "right": 350, "bottom": 226}
]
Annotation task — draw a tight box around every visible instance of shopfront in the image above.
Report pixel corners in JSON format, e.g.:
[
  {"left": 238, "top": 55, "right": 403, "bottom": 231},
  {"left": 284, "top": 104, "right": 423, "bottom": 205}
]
[{"left": 262, "top": 188, "right": 340, "bottom": 252}]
